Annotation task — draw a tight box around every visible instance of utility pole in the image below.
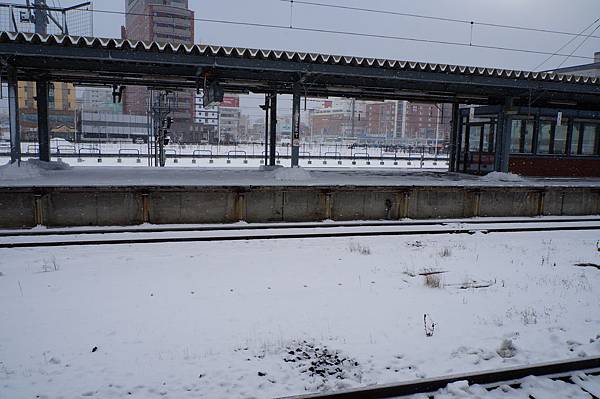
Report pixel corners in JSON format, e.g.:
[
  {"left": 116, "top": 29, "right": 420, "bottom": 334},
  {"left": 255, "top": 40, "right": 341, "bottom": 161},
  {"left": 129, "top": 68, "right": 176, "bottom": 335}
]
[
  {"left": 350, "top": 98, "right": 355, "bottom": 141},
  {"left": 434, "top": 105, "right": 440, "bottom": 157},
  {"left": 150, "top": 91, "right": 171, "bottom": 167},
  {"left": 34, "top": 0, "right": 48, "bottom": 34}
]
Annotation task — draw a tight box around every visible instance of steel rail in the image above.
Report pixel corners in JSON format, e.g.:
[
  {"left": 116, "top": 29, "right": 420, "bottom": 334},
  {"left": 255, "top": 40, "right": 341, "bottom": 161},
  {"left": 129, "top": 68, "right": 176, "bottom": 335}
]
[
  {"left": 1, "top": 217, "right": 600, "bottom": 238},
  {"left": 1, "top": 223, "right": 599, "bottom": 249},
  {"left": 278, "top": 356, "right": 600, "bottom": 399}
]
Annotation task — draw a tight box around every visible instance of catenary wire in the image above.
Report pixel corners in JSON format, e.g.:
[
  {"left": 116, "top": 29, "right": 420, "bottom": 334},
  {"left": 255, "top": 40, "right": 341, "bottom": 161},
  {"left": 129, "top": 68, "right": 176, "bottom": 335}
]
[
  {"left": 532, "top": 18, "right": 600, "bottom": 71},
  {"left": 278, "top": 0, "right": 600, "bottom": 40},
  {"left": 44, "top": 7, "right": 597, "bottom": 62}
]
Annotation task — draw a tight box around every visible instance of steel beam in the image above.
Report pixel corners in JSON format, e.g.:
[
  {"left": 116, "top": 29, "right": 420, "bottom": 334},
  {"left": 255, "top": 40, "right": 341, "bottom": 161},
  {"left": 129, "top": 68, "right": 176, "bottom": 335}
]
[
  {"left": 2, "top": 42, "right": 599, "bottom": 108},
  {"left": 291, "top": 86, "right": 301, "bottom": 167},
  {"left": 7, "top": 65, "right": 21, "bottom": 164},
  {"left": 36, "top": 79, "right": 50, "bottom": 162},
  {"left": 269, "top": 91, "right": 277, "bottom": 166},
  {"left": 449, "top": 103, "right": 460, "bottom": 172},
  {"left": 493, "top": 104, "right": 510, "bottom": 173},
  {"left": 263, "top": 93, "right": 269, "bottom": 165}
]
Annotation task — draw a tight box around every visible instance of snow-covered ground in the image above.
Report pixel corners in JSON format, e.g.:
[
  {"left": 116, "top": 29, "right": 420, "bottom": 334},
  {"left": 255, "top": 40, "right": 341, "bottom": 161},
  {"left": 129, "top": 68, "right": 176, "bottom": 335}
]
[
  {"left": 2, "top": 160, "right": 600, "bottom": 187},
  {"left": 1, "top": 229, "right": 599, "bottom": 398}
]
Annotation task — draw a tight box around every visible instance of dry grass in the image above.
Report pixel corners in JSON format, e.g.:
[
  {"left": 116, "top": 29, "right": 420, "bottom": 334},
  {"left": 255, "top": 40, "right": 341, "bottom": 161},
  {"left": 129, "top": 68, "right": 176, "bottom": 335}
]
[
  {"left": 41, "top": 257, "right": 59, "bottom": 273},
  {"left": 424, "top": 273, "right": 442, "bottom": 288},
  {"left": 348, "top": 241, "right": 371, "bottom": 255},
  {"left": 438, "top": 247, "right": 452, "bottom": 257}
]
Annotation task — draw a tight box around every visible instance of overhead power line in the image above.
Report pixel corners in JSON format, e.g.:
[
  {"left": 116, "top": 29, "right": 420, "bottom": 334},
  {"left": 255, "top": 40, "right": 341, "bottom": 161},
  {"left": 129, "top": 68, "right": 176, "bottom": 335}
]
[
  {"left": 279, "top": 0, "right": 600, "bottom": 40},
  {"left": 532, "top": 18, "right": 600, "bottom": 71},
  {"left": 82, "top": 8, "right": 595, "bottom": 62},
  {"left": 555, "top": 21, "right": 600, "bottom": 69}
]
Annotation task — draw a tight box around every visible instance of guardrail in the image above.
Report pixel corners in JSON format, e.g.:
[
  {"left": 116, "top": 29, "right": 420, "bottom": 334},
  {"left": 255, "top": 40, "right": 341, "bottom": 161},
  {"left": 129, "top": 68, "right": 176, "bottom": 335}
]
[{"left": 227, "top": 150, "right": 248, "bottom": 164}]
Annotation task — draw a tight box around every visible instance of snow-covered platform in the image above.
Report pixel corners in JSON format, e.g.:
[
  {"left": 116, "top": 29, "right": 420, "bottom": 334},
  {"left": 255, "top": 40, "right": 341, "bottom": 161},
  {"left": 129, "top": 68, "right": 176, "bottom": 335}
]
[
  {"left": 2, "top": 162, "right": 600, "bottom": 188},
  {"left": 1, "top": 162, "right": 599, "bottom": 227}
]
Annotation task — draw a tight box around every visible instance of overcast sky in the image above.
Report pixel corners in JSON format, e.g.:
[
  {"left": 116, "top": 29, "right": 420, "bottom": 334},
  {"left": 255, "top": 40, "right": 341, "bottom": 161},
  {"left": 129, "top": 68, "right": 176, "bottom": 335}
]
[{"left": 77, "top": 0, "right": 600, "bottom": 71}]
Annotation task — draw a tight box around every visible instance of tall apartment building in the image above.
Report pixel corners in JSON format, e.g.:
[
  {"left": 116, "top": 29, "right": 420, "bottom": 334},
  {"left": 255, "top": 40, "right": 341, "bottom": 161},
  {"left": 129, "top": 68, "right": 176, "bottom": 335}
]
[{"left": 122, "top": 0, "right": 196, "bottom": 141}]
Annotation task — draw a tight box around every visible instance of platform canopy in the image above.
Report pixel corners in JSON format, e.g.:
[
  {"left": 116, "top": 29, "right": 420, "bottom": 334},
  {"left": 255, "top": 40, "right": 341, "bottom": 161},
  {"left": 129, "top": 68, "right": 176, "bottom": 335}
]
[{"left": 1, "top": 31, "right": 600, "bottom": 109}]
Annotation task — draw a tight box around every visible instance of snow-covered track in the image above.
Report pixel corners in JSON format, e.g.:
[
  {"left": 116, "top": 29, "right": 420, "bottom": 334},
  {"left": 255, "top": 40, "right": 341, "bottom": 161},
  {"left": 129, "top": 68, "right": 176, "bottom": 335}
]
[
  {"left": 1, "top": 218, "right": 600, "bottom": 248},
  {"left": 281, "top": 356, "right": 600, "bottom": 399},
  {"left": 1, "top": 216, "right": 600, "bottom": 238}
]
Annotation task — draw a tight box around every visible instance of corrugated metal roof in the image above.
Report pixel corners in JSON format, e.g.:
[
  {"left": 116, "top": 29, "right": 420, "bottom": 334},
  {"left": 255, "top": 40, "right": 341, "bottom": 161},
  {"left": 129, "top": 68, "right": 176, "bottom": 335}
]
[{"left": 1, "top": 31, "right": 599, "bottom": 86}]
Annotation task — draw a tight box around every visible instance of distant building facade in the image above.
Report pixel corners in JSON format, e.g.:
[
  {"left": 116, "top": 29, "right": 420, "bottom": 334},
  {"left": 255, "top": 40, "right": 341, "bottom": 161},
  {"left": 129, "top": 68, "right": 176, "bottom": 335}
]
[
  {"left": 18, "top": 81, "right": 77, "bottom": 141},
  {"left": 365, "top": 101, "right": 397, "bottom": 138},
  {"left": 401, "top": 102, "right": 452, "bottom": 145},
  {"left": 80, "top": 88, "right": 123, "bottom": 114},
  {"left": 194, "top": 90, "right": 219, "bottom": 143},
  {"left": 80, "top": 112, "right": 149, "bottom": 143},
  {"left": 122, "top": 0, "right": 196, "bottom": 141},
  {"left": 218, "top": 96, "right": 241, "bottom": 144}
]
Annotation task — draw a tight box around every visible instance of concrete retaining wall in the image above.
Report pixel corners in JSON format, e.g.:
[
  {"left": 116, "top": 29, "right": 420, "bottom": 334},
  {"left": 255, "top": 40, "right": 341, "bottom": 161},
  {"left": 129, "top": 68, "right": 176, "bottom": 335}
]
[{"left": 0, "top": 186, "right": 598, "bottom": 228}]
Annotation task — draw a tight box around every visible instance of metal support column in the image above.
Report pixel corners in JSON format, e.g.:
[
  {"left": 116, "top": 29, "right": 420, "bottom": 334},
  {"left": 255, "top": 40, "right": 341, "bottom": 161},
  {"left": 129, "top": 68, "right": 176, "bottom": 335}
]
[
  {"left": 263, "top": 93, "right": 270, "bottom": 165},
  {"left": 449, "top": 103, "right": 460, "bottom": 172},
  {"left": 291, "top": 86, "right": 301, "bottom": 167},
  {"left": 34, "top": 0, "right": 48, "bottom": 34},
  {"left": 269, "top": 92, "right": 277, "bottom": 166},
  {"left": 494, "top": 105, "right": 509, "bottom": 172},
  {"left": 7, "top": 66, "right": 21, "bottom": 164},
  {"left": 36, "top": 79, "right": 50, "bottom": 162}
]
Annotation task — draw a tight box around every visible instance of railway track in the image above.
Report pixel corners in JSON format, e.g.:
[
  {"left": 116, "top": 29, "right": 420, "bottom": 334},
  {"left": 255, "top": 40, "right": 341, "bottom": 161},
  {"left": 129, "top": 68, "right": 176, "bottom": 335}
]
[
  {"left": 2, "top": 216, "right": 599, "bottom": 238},
  {"left": 0, "top": 217, "right": 599, "bottom": 248},
  {"left": 280, "top": 356, "right": 600, "bottom": 398}
]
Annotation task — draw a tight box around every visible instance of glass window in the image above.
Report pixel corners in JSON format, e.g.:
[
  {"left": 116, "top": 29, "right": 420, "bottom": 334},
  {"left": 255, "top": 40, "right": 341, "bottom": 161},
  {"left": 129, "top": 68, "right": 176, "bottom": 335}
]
[
  {"left": 482, "top": 124, "right": 495, "bottom": 153},
  {"left": 571, "top": 123, "right": 581, "bottom": 155},
  {"left": 510, "top": 120, "right": 522, "bottom": 153},
  {"left": 581, "top": 123, "right": 599, "bottom": 155},
  {"left": 510, "top": 119, "right": 534, "bottom": 154},
  {"left": 537, "top": 120, "right": 552, "bottom": 154},
  {"left": 554, "top": 123, "right": 568, "bottom": 155},
  {"left": 469, "top": 126, "right": 481, "bottom": 152},
  {"left": 522, "top": 120, "right": 534, "bottom": 153}
]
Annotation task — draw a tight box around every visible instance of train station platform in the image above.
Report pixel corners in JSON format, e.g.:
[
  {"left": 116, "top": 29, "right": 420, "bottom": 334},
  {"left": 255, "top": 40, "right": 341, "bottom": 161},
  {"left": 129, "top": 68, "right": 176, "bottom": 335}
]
[{"left": 1, "top": 162, "right": 599, "bottom": 227}]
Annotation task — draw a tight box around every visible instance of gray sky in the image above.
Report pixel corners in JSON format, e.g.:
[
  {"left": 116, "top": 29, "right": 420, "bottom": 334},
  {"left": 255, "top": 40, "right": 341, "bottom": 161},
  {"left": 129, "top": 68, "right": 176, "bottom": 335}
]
[{"left": 82, "top": 0, "right": 600, "bottom": 71}]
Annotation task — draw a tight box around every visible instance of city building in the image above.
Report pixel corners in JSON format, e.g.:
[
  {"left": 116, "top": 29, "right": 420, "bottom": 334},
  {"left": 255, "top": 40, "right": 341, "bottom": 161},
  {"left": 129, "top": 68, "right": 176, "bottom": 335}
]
[
  {"left": 400, "top": 102, "right": 452, "bottom": 145},
  {"left": 218, "top": 95, "right": 241, "bottom": 144},
  {"left": 79, "top": 88, "right": 123, "bottom": 114},
  {"left": 79, "top": 112, "right": 149, "bottom": 143},
  {"left": 17, "top": 81, "right": 78, "bottom": 141},
  {"left": 122, "top": 0, "right": 196, "bottom": 141},
  {"left": 365, "top": 101, "right": 397, "bottom": 139},
  {"left": 194, "top": 90, "right": 219, "bottom": 143},
  {"left": 308, "top": 99, "right": 367, "bottom": 142}
]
